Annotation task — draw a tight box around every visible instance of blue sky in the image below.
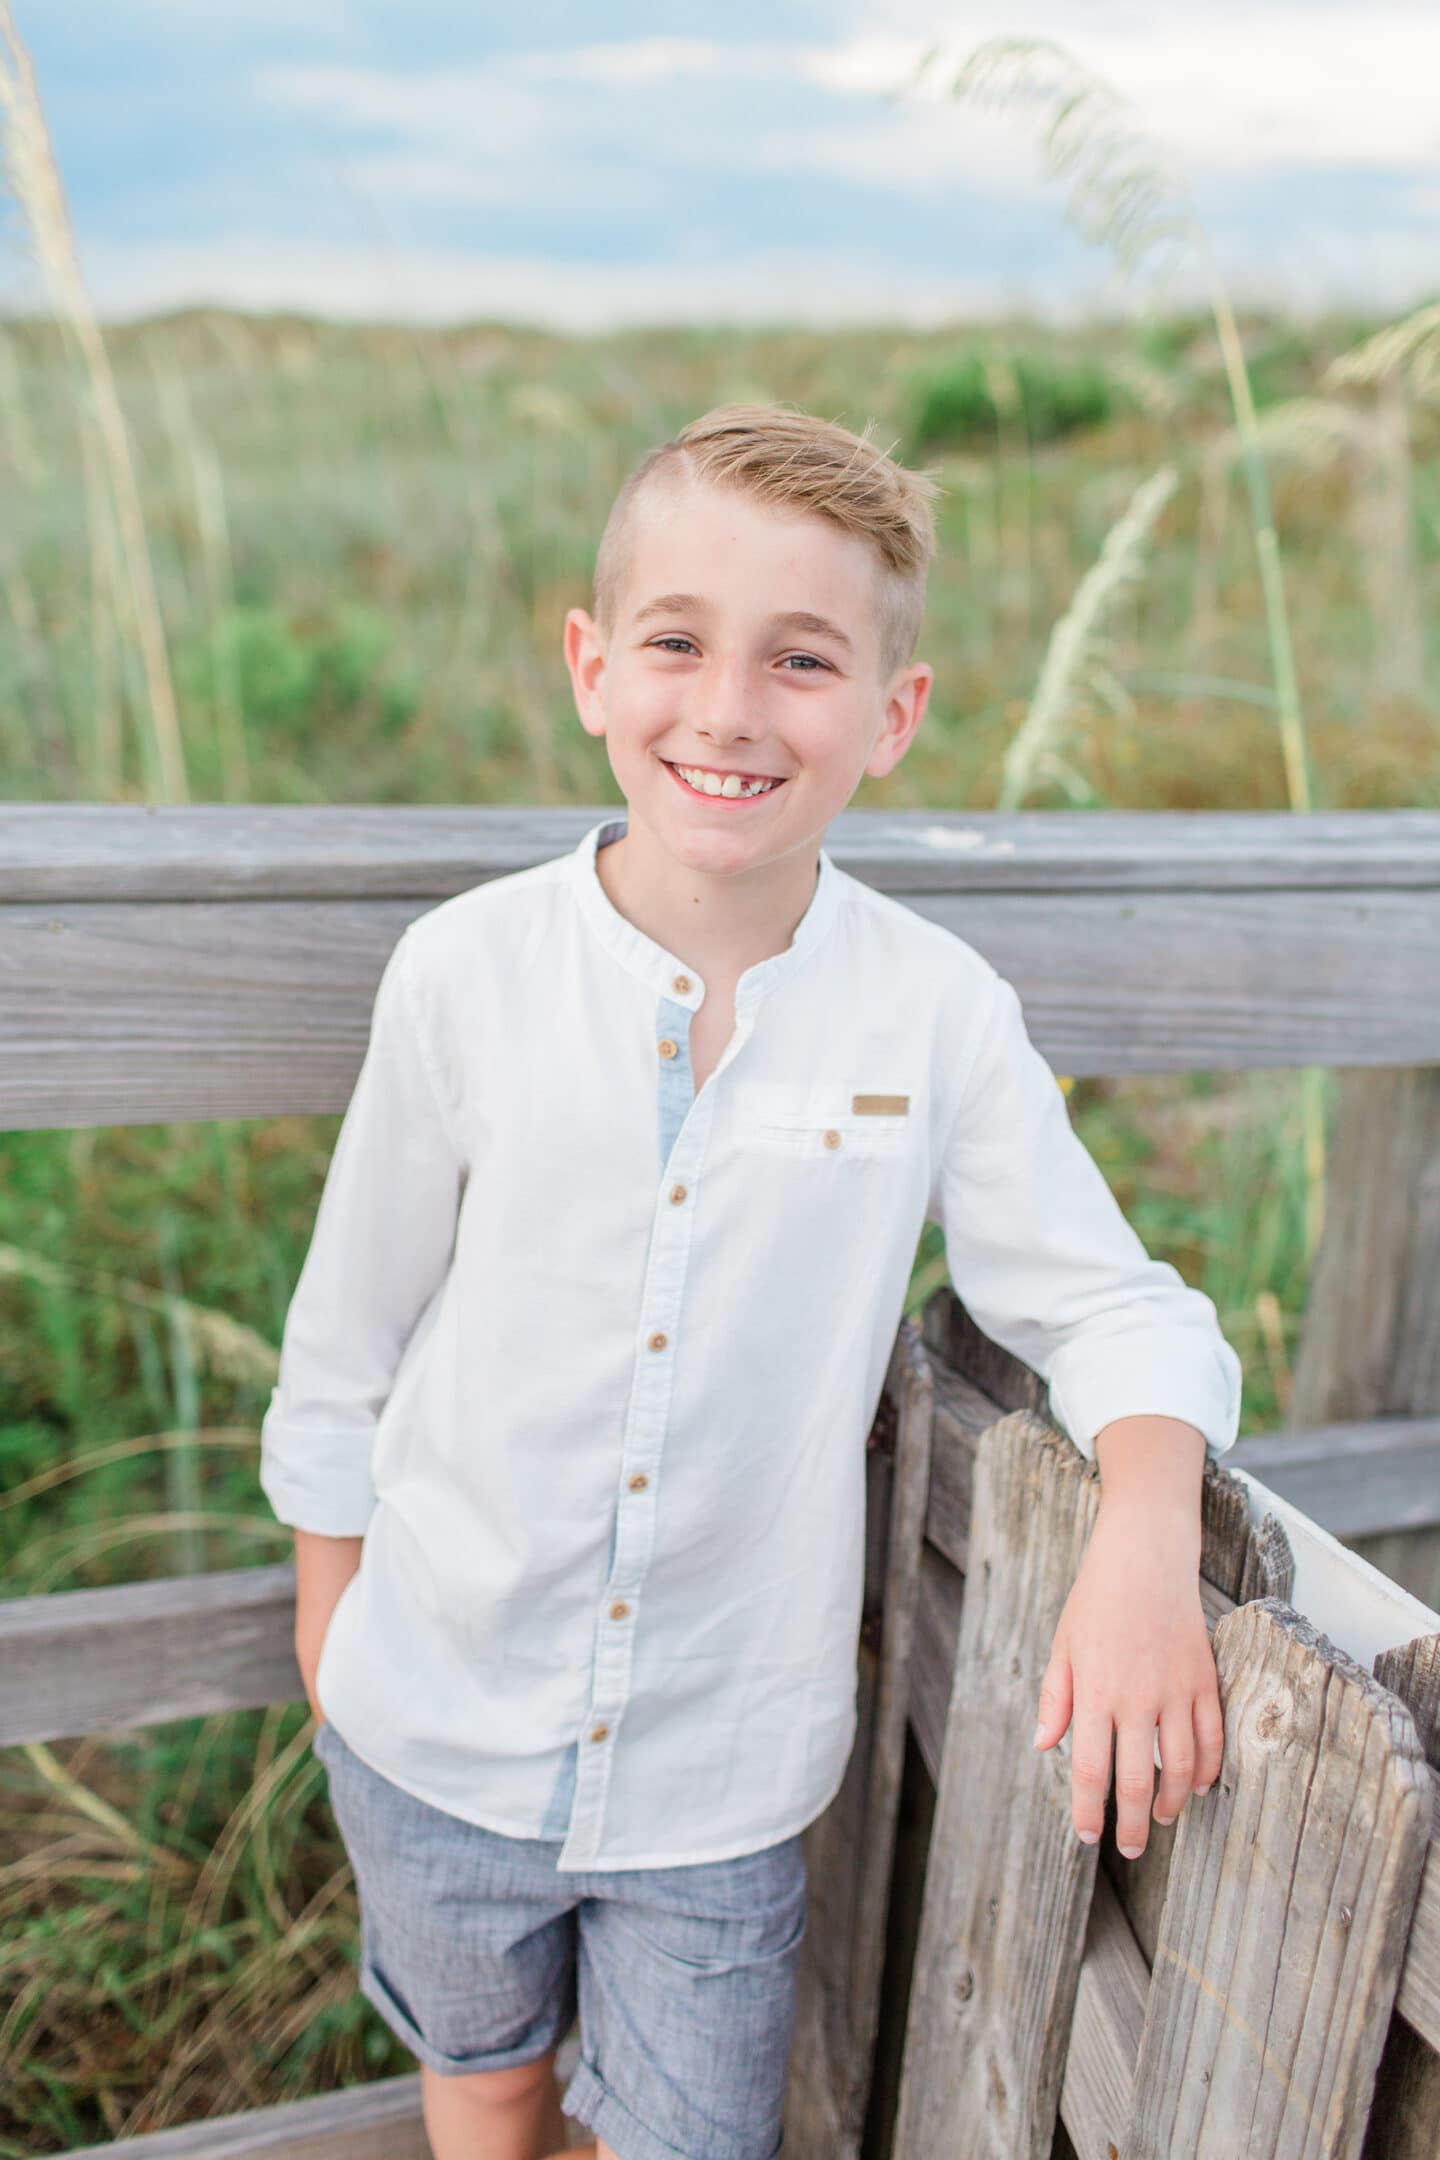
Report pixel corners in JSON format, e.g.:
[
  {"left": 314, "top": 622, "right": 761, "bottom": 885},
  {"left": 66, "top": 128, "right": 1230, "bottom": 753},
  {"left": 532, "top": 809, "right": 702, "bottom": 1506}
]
[{"left": 6, "top": 0, "right": 1438, "bottom": 327}]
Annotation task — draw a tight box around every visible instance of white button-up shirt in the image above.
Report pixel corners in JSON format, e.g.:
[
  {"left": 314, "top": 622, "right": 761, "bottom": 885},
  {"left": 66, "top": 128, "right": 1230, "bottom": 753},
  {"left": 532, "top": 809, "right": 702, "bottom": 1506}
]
[{"left": 260, "top": 816, "right": 1242, "bottom": 1871}]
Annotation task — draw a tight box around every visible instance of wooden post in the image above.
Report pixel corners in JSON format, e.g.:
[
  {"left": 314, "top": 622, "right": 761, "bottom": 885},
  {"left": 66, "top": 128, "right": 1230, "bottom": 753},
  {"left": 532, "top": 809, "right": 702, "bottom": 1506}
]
[
  {"left": 1123, "top": 1599, "right": 1434, "bottom": 2158},
  {"left": 891, "top": 1406, "right": 1102, "bottom": 2160},
  {"left": 1363, "top": 1635, "right": 1440, "bottom": 2159},
  {"left": 1288, "top": 1065, "right": 1440, "bottom": 1586},
  {"left": 1293, "top": 1063, "right": 1440, "bottom": 2149},
  {"left": 784, "top": 1318, "right": 935, "bottom": 2159}
]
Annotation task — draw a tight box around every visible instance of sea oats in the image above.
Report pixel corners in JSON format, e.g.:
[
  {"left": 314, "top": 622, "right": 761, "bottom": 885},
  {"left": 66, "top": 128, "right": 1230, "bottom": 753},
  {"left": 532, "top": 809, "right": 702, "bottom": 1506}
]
[
  {"left": 903, "top": 32, "right": 1313, "bottom": 817},
  {"left": 999, "top": 463, "right": 1178, "bottom": 811},
  {"left": 1323, "top": 301, "right": 1440, "bottom": 398},
  {"left": 0, "top": 3, "right": 187, "bottom": 800}
]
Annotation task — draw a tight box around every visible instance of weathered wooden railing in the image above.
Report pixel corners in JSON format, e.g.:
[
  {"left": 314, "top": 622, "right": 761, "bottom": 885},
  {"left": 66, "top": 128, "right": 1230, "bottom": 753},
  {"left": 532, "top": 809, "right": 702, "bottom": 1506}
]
[
  {"left": 2, "top": 805, "right": 1438, "bottom": 2158},
  {"left": 863, "top": 1293, "right": 1440, "bottom": 2160}
]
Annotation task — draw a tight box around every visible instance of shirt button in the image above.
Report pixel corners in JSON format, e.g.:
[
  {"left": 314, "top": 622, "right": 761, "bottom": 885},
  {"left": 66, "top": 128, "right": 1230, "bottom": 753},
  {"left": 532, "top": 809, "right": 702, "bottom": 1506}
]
[
  {"left": 648, "top": 1330, "right": 668, "bottom": 1351},
  {"left": 672, "top": 974, "right": 691, "bottom": 994},
  {"left": 658, "top": 1038, "right": 678, "bottom": 1059},
  {"left": 609, "top": 1600, "right": 630, "bottom": 1620},
  {"left": 669, "top": 1183, "right": 687, "bottom": 1205},
  {"left": 628, "top": 1473, "right": 649, "bottom": 1492},
  {"left": 590, "top": 1724, "right": 610, "bottom": 1743},
  {"left": 823, "top": 1128, "right": 842, "bottom": 1150}
]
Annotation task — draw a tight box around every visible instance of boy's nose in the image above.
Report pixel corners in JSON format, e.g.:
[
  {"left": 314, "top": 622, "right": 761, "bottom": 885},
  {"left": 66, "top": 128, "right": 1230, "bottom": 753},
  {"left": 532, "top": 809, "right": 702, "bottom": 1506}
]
[{"left": 690, "top": 680, "right": 759, "bottom": 749}]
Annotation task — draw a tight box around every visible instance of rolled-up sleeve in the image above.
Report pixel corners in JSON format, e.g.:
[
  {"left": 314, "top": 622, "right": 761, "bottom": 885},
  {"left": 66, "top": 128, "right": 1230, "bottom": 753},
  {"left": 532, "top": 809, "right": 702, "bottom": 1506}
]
[
  {"left": 259, "top": 926, "right": 466, "bottom": 1534},
  {"left": 933, "top": 967, "right": 1242, "bottom": 1460}
]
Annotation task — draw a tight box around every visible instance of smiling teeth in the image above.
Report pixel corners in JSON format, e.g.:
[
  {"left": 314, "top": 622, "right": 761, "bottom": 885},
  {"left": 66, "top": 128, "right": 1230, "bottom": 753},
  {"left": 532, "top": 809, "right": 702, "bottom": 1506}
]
[{"left": 675, "top": 764, "right": 780, "bottom": 797}]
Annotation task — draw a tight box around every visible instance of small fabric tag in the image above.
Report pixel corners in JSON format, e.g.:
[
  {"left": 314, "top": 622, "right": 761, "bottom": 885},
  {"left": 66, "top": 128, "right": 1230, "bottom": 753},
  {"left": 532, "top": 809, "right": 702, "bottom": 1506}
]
[{"left": 852, "top": 1093, "right": 909, "bottom": 1115}]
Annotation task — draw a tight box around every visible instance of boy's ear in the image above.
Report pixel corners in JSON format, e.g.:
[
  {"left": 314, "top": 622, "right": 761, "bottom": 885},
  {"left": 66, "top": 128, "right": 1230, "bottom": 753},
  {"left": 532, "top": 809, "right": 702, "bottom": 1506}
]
[
  {"left": 865, "top": 661, "right": 933, "bottom": 780},
  {"left": 564, "top": 608, "right": 608, "bottom": 738}
]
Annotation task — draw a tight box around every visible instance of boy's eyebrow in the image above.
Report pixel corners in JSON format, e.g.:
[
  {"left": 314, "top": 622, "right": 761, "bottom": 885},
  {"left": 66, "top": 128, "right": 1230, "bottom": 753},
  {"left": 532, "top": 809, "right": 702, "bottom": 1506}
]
[
  {"left": 772, "top": 609, "right": 855, "bottom": 657},
  {"left": 631, "top": 593, "right": 856, "bottom": 657}
]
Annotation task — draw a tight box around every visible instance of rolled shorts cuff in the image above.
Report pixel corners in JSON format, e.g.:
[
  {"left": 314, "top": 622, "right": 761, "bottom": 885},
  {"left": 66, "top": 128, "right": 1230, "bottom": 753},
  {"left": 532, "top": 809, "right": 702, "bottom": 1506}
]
[
  {"left": 357, "top": 1960, "right": 573, "bottom": 2080},
  {"left": 562, "top": 2055, "right": 782, "bottom": 2160}
]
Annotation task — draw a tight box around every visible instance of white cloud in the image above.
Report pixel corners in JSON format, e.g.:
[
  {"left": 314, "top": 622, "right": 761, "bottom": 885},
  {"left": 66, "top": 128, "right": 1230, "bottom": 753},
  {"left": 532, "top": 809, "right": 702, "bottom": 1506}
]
[
  {"left": 20, "top": 7, "right": 1436, "bottom": 328},
  {"left": 71, "top": 234, "right": 1096, "bottom": 329},
  {"left": 254, "top": 65, "right": 550, "bottom": 150},
  {"left": 338, "top": 150, "right": 660, "bottom": 216},
  {"left": 256, "top": 13, "right": 1440, "bottom": 212},
  {"left": 67, "top": 227, "right": 1440, "bottom": 331}
]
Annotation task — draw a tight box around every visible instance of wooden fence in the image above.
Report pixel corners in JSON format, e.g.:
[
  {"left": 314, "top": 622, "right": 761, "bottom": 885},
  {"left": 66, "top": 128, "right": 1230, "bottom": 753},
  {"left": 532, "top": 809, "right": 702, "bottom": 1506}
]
[{"left": 2, "top": 804, "right": 1439, "bottom": 2157}]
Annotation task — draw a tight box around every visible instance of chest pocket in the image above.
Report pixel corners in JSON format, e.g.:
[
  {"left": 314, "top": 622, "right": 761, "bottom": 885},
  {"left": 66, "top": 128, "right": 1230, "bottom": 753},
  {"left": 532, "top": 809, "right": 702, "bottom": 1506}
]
[{"left": 732, "top": 1080, "right": 912, "bottom": 1160}]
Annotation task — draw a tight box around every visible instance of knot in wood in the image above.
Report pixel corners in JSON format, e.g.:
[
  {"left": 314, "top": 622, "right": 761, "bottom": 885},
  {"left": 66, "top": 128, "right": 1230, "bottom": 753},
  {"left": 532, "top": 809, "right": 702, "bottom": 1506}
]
[
  {"left": 1243, "top": 1685, "right": 1295, "bottom": 1752},
  {"left": 1338, "top": 1903, "right": 1353, "bottom": 1927},
  {"left": 953, "top": 1967, "right": 975, "bottom": 2005},
  {"left": 1256, "top": 1698, "right": 1287, "bottom": 1741}
]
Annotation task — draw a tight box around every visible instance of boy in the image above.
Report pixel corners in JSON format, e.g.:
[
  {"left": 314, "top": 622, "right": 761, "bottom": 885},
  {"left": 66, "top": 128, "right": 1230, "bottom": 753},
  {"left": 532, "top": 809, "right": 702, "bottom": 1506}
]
[{"left": 260, "top": 403, "right": 1241, "bottom": 2160}]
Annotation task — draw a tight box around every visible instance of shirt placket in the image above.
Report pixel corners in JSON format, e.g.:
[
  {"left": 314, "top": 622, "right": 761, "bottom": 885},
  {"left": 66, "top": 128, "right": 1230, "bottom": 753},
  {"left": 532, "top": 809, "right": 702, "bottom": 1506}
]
[{"left": 557, "top": 964, "right": 724, "bottom": 1868}]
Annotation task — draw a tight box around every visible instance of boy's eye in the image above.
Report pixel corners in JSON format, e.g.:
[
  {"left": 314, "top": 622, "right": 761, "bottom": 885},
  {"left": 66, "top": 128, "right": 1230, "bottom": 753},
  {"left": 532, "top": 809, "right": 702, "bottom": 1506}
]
[{"left": 646, "top": 637, "right": 829, "bottom": 673}]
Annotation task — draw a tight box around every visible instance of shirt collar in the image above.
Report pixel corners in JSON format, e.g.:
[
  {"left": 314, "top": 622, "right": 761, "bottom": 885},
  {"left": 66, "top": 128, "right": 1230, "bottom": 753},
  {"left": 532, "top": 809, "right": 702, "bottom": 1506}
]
[{"left": 569, "top": 815, "right": 842, "bottom": 1012}]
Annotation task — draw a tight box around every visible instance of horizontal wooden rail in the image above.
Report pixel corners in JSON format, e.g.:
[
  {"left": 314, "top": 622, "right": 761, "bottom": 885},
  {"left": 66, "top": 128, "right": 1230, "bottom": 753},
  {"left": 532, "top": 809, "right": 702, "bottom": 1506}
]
[
  {"left": 55, "top": 2034, "right": 589, "bottom": 2157},
  {"left": 9, "top": 1412, "right": 1439, "bottom": 1751},
  {"left": 2, "top": 807, "right": 1438, "bottom": 1126},
  {"left": 0, "top": 1564, "right": 301, "bottom": 1746},
  {"left": 5, "top": 806, "right": 1436, "bottom": 899},
  {"left": 57, "top": 2074, "right": 430, "bottom": 2157},
  {"left": 1228, "top": 1415, "right": 1440, "bottom": 1538}
]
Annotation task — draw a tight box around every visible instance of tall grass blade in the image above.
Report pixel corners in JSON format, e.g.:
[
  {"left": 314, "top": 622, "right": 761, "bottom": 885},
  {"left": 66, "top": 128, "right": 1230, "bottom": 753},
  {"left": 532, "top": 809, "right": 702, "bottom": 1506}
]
[
  {"left": 907, "top": 34, "right": 1314, "bottom": 813},
  {"left": 0, "top": 4, "right": 188, "bottom": 800},
  {"left": 998, "top": 463, "right": 1177, "bottom": 810}
]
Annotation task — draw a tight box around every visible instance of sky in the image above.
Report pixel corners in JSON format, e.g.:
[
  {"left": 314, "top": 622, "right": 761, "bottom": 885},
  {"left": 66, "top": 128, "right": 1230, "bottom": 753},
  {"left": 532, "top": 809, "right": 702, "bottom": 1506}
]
[{"left": 5, "top": 0, "right": 1439, "bottom": 329}]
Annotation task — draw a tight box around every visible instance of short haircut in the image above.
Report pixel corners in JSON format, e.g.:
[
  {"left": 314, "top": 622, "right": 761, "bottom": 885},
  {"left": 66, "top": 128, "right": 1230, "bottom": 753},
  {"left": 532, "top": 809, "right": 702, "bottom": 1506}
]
[{"left": 592, "top": 402, "right": 940, "bottom": 682}]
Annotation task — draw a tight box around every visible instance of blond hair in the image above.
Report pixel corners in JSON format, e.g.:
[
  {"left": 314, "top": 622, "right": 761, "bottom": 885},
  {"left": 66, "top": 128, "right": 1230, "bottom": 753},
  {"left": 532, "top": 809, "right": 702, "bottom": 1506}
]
[{"left": 592, "top": 402, "right": 941, "bottom": 681}]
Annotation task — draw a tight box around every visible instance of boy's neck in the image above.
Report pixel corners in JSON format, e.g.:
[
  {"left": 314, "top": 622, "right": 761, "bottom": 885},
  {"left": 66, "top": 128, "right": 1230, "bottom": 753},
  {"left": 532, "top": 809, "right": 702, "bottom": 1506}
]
[{"left": 596, "top": 815, "right": 822, "bottom": 985}]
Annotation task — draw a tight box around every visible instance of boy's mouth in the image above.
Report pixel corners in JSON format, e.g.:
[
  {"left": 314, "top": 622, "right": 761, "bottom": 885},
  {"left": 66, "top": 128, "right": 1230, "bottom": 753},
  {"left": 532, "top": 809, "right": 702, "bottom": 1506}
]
[{"left": 661, "top": 759, "right": 790, "bottom": 804}]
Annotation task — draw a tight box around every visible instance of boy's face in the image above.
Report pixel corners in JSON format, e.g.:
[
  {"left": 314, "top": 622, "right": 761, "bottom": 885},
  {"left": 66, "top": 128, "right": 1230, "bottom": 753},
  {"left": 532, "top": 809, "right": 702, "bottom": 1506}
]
[{"left": 564, "top": 476, "right": 932, "bottom": 883}]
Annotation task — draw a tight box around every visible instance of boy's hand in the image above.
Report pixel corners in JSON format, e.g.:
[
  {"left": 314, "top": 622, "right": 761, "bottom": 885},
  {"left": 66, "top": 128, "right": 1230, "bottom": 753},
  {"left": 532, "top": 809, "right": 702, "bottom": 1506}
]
[
  {"left": 1032, "top": 1417, "right": 1223, "bottom": 1859},
  {"left": 293, "top": 1529, "right": 363, "bottom": 1728}
]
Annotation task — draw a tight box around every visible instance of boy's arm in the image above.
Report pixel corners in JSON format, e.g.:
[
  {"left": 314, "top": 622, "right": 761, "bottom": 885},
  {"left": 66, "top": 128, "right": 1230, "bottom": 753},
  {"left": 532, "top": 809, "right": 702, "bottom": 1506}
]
[
  {"left": 935, "top": 969, "right": 1241, "bottom": 1459},
  {"left": 934, "top": 968, "right": 1241, "bottom": 1857},
  {"left": 259, "top": 927, "right": 465, "bottom": 1702}
]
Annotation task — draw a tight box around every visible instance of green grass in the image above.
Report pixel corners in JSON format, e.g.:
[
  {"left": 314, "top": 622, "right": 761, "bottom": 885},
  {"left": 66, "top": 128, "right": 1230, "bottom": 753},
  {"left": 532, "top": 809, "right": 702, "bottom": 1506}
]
[{"left": 0, "top": 304, "right": 1435, "bottom": 2150}]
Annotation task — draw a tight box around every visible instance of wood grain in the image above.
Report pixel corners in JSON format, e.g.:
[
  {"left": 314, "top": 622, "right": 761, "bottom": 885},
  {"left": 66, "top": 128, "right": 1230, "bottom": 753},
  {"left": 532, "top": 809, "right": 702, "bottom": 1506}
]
[
  {"left": 1124, "top": 1599, "right": 1434, "bottom": 2158},
  {"left": 784, "top": 1319, "right": 935, "bottom": 2160},
  {"left": 893, "top": 1409, "right": 1103, "bottom": 2160},
  {"left": 54, "top": 2072, "right": 430, "bottom": 2156},
  {"left": 3, "top": 810, "right": 1439, "bottom": 1128}
]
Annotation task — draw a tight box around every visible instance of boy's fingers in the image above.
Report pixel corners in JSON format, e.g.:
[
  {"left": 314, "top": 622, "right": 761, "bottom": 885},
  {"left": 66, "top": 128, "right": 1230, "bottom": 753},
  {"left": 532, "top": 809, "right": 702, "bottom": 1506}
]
[
  {"left": 1033, "top": 1650, "right": 1073, "bottom": 1750},
  {"left": 1068, "top": 1703, "right": 1112, "bottom": 1845},
  {"left": 1113, "top": 1715, "right": 1159, "bottom": 1857},
  {"left": 1152, "top": 1700, "right": 1197, "bottom": 1825},
  {"left": 1192, "top": 1680, "right": 1225, "bottom": 1795}
]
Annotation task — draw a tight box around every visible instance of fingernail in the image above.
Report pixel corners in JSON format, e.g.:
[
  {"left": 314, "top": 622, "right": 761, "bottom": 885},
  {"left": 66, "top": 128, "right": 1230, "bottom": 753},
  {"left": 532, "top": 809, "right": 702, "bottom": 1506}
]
[
  {"left": 1155, "top": 1813, "right": 1175, "bottom": 1827},
  {"left": 1118, "top": 1842, "right": 1145, "bottom": 1860},
  {"left": 1033, "top": 1722, "right": 1046, "bottom": 1747},
  {"left": 1195, "top": 1782, "right": 1212, "bottom": 1796},
  {"left": 1076, "top": 1827, "right": 1099, "bottom": 1844}
]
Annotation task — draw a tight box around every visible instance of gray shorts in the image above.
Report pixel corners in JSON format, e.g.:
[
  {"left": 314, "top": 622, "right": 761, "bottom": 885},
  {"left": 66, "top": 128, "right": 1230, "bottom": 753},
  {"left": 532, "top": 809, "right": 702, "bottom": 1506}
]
[{"left": 313, "top": 1718, "right": 808, "bottom": 2160}]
